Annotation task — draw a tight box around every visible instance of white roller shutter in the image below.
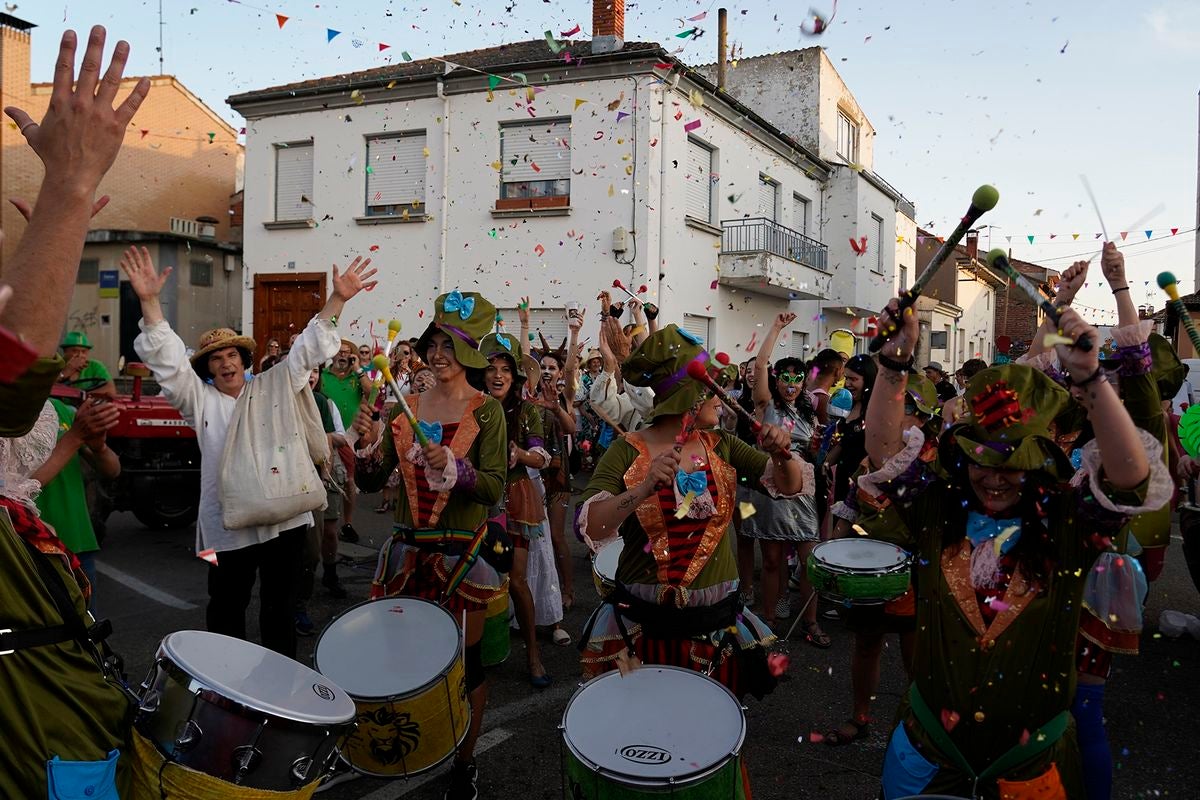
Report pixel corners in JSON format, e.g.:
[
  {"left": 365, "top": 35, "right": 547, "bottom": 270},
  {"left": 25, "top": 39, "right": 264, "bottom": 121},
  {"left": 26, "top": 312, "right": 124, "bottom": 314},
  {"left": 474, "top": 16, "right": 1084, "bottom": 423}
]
[
  {"left": 501, "top": 120, "right": 571, "bottom": 182},
  {"left": 790, "top": 331, "right": 809, "bottom": 359},
  {"left": 685, "top": 139, "right": 713, "bottom": 222},
  {"left": 758, "top": 176, "right": 778, "bottom": 221},
  {"left": 497, "top": 308, "right": 569, "bottom": 352},
  {"left": 792, "top": 194, "right": 810, "bottom": 236},
  {"left": 868, "top": 213, "right": 884, "bottom": 273},
  {"left": 275, "top": 142, "right": 313, "bottom": 221},
  {"left": 367, "top": 132, "right": 426, "bottom": 207},
  {"left": 682, "top": 313, "right": 712, "bottom": 347}
]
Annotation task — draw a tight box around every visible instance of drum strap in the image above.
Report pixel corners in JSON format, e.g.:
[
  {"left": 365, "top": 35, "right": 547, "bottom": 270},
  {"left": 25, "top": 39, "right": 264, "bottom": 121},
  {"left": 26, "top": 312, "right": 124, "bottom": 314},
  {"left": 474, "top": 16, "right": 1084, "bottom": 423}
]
[
  {"left": 907, "top": 683, "right": 1070, "bottom": 784},
  {"left": 578, "top": 583, "right": 745, "bottom": 654}
]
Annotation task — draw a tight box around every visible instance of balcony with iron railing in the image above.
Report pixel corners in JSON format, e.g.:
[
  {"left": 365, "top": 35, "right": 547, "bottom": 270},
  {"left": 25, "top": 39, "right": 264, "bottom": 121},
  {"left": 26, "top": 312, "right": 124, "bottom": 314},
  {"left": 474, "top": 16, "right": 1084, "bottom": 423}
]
[{"left": 718, "top": 217, "right": 829, "bottom": 300}]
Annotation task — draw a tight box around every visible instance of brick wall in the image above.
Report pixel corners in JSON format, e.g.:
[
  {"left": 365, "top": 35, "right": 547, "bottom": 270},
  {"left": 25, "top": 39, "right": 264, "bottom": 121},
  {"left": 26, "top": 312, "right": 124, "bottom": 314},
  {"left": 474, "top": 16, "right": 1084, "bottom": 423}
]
[
  {"left": 1, "top": 74, "right": 243, "bottom": 276},
  {"left": 994, "top": 283, "right": 1041, "bottom": 348}
]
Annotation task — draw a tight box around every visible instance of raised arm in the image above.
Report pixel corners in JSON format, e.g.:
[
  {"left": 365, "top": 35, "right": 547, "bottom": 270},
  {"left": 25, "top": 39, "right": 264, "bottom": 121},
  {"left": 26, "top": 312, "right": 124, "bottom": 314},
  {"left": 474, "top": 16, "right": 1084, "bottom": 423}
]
[
  {"left": 563, "top": 306, "right": 583, "bottom": 401},
  {"left": 1026, "top": 260, "right": 1087, "bottom": 359},
  {"left": 753, "top": 313, "right": 794, "bottom": 413},
  {"left": 284, "top": 257, "right": 377, "bottom": 389},
  {"left": 1, "top": 27, "right": 149, "bottom": 356},
  {"left": 1100, "top": 243, "right": 1138, "bottom": 329},
  {"left": 866, "top": 297, "right": 917, "bottom": 468}
]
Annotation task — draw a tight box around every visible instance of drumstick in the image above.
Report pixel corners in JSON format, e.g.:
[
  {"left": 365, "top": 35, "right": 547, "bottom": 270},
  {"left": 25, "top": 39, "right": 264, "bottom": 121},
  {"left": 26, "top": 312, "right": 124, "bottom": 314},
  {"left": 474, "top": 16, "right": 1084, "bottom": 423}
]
[
  {"left": 612, "top": 279, "right": 659, "bottom": 318},
  {"left": 372, "top": 354, "right": 430, "bottom": 447},
  {"left": 383, "top": 319, "right": 403, "bottom": 358},
  {"left": 1080, "top": 175, "right": 1110, "bottom": 243},
  {"left": 686, "top": 360, "right": 763, "bottom": 434},
  {"left": 870, "top": 184, "right": 999, "bottom": 353},
  {"left": 985, "top": 249, "right": 1093, "bottom": 352},
  {"left": 1158, "top": 272, "right": 1200, "bottom": 355}
]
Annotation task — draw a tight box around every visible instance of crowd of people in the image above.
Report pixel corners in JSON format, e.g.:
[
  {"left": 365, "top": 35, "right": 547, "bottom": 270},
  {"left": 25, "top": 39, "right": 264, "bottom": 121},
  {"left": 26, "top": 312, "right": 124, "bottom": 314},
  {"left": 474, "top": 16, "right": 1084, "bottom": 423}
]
[{"left": 2, "top": 21, "right": 1199, "bottom": 800}]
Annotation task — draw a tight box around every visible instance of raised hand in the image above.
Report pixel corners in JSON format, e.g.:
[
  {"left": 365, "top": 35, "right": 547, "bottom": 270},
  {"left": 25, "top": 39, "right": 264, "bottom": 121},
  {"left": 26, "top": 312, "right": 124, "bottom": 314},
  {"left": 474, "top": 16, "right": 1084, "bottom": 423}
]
[
  {"left": 119, "top": 245, "right": 171, "bottom": 301},
  {"left": 517, "top": 296, "right": 531, "bottom": 327},
  {"left": 568, "top": 307, "right": 585, "bottom": 332},
  {"left": 772, "top": 312, "right": 797, "bottom": 331},
  {"left": 876, "top": 296, "right": 919, "bottom": 362},
  {"left": 1055, "top": 260, "right": 1088, "bottom": 307},
  {"left": 1099, "top": 242, "right": 1126, "bottom": 289},
  {"left": 331, "top": 256, "right": 378, "bottom": 301},
  {"left": 10, "top": 195, "right": 110, "bottom": 223},
  {"left": 4, "top": 27, "right": 149, "bottom": 194},
  {"left": 1054, "top": 307, "right": 1101, "bottom": 383}
]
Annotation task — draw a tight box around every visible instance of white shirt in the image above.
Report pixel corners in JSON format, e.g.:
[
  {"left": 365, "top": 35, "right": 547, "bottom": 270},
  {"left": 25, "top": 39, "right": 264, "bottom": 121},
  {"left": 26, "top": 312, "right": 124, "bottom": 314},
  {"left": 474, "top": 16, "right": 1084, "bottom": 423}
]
[{"left": 135, "top": 316, "right": 340, "bottom": 554}]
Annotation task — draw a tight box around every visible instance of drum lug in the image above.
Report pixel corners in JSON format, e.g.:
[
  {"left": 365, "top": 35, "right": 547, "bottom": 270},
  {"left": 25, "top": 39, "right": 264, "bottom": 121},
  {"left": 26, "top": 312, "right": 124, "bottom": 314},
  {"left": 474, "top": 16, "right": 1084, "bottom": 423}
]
[
  {"left": 231, "top": 745, "right": 263, "bottom": 784},
  {"left": 138, "top": 689, "right": 160, "bottom": 715},
  {"left": 290, "top": 756, "right": 314, "bottom": 786},
  {"left": 173, "top": 719, "right": 202, "bottom": 753}
]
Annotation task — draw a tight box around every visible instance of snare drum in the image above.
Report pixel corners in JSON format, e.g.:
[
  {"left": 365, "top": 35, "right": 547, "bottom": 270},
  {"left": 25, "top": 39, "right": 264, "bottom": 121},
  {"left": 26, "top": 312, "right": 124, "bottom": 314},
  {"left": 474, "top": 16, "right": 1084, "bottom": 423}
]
[
  {"left": 807, "top": 538, "right": 911, "bottom": 605},
  {"left": 136, "top": 631, "right": 356, "bottom": 791},
  {"left": 561, "top": 666, "right": 746, "bottom": 800},
  {"left": 481, "top": 578, "right": 511, "bottom": 667},
  {"left": 315, "top": 597, "right": 469, "bottom": 778},
  {"left": 591, "top": 538, "right": 623, "bottom": 599}
]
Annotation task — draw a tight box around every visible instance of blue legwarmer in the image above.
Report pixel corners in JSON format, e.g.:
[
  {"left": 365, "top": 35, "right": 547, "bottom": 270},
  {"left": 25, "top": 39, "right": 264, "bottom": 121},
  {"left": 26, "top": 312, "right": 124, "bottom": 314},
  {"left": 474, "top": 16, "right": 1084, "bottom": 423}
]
[{"left": 1073, "top": 681, "right": 1112, "bottom": 800}]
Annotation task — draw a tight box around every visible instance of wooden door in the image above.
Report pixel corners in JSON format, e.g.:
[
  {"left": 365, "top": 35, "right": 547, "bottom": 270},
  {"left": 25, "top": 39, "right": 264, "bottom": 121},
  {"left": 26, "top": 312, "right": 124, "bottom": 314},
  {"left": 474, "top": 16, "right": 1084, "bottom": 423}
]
[{"left": 252, "top": 273, "right": 326, "bottom": 365}]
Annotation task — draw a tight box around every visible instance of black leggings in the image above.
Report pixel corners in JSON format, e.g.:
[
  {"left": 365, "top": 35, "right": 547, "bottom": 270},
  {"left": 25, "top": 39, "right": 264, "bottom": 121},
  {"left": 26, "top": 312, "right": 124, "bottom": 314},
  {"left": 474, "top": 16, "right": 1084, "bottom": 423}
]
[{"left": 465, "top": 641, "right": 485, "bottom": 691}]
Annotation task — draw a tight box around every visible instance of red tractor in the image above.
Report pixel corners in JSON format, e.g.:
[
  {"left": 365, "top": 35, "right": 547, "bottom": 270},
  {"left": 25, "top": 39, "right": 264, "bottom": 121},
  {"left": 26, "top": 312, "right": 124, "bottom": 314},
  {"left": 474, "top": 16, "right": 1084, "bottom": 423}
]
[{"left": 54, "top": 363, "right": 200, "bottom": 531}]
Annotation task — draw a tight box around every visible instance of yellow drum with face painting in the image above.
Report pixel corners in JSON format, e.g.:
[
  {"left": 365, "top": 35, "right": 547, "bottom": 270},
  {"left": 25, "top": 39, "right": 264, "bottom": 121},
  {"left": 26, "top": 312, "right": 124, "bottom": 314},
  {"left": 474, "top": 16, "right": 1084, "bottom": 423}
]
[{"left": 315, "top": 598, "right": 469, "bottom": 778}]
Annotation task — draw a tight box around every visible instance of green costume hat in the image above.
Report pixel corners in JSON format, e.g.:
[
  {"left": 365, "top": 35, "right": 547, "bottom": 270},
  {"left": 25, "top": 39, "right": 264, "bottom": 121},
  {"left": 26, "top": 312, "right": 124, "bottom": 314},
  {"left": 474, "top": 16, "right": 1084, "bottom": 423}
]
[
  {"left": 941, "top": 364, "right": 1073, "bottom": 475},
  {"left": 416, "top": 291, "right": 495, "bottom": 370},
  {"left": 905, "top": 373, "right": 940, "bottom": 417},
  {"left": 60, "top": 331, "right": 93, "bottom": 350},
  {"left": 479, "top": 331, "right": 526, "bottom": 378},
  {"left": 1100, "top": 333, "right": 1184, "bottom": 401},
  {"left": 622, "top": 323, "right": 716, "bottom": 423}
]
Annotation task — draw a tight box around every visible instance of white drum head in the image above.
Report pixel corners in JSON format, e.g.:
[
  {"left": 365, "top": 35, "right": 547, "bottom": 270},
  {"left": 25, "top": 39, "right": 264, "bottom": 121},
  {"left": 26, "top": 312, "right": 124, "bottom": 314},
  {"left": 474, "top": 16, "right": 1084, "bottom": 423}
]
[
  {"left": 593, "top": 538, "right": 623, "bottom": 583},
  {"left": 315, "top": 597, "right": 461, "bottom": 700},
  {"left": 562, "top": 666, "right": 744, "bottom": 785},
  {"left": 813, "top": 538, "right": 908, "bottom": 573},
  {"left": 160, "top": 630, "right": 355, "bottom": 724}
]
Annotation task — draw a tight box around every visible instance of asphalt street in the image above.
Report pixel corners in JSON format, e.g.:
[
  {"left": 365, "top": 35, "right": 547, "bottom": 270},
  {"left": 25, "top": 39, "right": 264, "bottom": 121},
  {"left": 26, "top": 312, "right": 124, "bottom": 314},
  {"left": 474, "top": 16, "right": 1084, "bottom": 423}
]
[{"left": 95, "top": 496, "right": 1200, "bottom": 800}]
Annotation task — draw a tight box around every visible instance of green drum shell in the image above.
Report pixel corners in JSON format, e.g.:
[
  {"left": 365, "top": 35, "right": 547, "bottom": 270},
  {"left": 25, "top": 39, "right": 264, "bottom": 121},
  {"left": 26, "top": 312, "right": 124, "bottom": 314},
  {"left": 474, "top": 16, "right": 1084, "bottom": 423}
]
[
  {"left": 481, "top": 582, "right": 510, "bottom": 667},
  {"left": 807, "top": 541, "right": 911, "bottom": 605},
  {"left": 564, "top": 746, "right": 742, "bottom": 800}
]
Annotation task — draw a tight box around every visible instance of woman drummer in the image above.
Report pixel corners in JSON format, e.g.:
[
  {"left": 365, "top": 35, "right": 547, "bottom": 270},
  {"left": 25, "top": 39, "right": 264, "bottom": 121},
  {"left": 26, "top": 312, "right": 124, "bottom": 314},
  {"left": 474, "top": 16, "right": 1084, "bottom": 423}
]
[
  {"left": 577, "top": 324, "right": 810, "bottom": 703},
  {"left": 860, "top": 297, "right": 1170, "bottom": 798},
  {"left": 353, "top": 290, "right": 507, "bottom": 800},
  {"left": 479, "top": 332, "right": 554, "bottom": 688}
]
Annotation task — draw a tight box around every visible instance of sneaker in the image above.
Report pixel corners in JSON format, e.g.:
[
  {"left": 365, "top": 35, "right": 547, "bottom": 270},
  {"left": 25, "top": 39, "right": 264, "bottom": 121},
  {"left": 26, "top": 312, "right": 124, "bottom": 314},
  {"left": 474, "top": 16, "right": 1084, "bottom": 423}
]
[
  {"left": 315, "top": 759, "right": 360, "bottom": 793},
  {"left": 443, "top": 760, "right": 478, "bottom": 800},
  {"left": 339, "top": 524, "right": 360, "bottom": 543},
  {"left": 776, "top": 598, "right": 792, "bottom": 620},
  {"left": 822, "top": 608, "right": 840, "bottom": 621},
  {"left": 295, "top": 611, "right": 316, "bottom": 637}
]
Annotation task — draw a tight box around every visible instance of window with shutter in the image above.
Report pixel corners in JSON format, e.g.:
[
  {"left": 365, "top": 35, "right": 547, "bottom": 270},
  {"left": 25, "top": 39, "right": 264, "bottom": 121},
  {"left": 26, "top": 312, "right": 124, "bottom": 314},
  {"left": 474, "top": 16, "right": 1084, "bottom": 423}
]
[
  {"left": 790, "top": 331, "right": 810, "bottom": 359},
  {"left": 869, "top": 213, "right": 884, "bottom": 274},
  {"left": 366, "top": 132, "right": 426, "bottom": 216},
  {"left": 836, "top": 111, "right": 859, "bottom": 163},
  {"left": 682, "top": 313, "right": 713, "bottom": 347},
  {"left": 498, "top": 119, "right": 571, "bottom": 209},
  {"left": 685, "top": 138, "right": 714, "bottom": 223},
  {"left": 274, "top": 142, "right": 314, "bottom": 221},
  {"left": 792, "top": 193, "right": 810, "bottom": 237},
  {"left": 190, "top": 260, "right": 213, "bottom": 287},
  {"left": 497, "top": 308, "right": 569, "bottom": 352},
  {"left": 758, "top": 175, "right": 779, "bottom": 221}
]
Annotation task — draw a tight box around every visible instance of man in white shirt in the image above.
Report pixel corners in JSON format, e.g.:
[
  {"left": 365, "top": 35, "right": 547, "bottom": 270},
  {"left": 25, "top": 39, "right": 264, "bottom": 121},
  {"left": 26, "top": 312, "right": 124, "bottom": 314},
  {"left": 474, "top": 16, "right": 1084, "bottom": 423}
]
[{"left": 120, "top": 245, "right": 377, "bottom": 658}]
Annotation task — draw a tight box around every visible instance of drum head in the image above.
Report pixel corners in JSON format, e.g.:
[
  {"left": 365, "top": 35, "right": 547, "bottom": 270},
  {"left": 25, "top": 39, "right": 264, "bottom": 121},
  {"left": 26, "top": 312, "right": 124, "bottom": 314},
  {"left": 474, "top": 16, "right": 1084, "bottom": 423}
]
[
  {"left": 159, "top": 630, "right": 355, "bottom": 724},
  {"left": 593, "top": 538, "right": 623, "bottom": 583},
  {"left": 813, "top": 538, "right": 908, "bottom": 573},
  {"left": 562, "top": 666, "right": 744, "bottom": 786},
  {"left": 315, "top": 597, "right": 461, "bottom": 700}
]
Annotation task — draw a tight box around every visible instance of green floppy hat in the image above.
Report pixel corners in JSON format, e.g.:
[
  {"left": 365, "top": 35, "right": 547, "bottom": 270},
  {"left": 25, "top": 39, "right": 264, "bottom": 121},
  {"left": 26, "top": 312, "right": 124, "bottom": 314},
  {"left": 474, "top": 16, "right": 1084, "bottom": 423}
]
[
  {"left": 905, "top": 373, "right": 940, "bottom": 417},
  {"left": 622, "top": 323, "right": 717, "bottom": 423},
  {"left": 479, "top": 331, "right": 527, "bottom": 378},
  {"left": 941, "top": 364, "right": 1073, "bottom": 475},
  {"left": 60, "top": 331, "right": 93, "bottom": 350},
  {"left": 416, "top": 290, "right": 495, "bottom": 370}
]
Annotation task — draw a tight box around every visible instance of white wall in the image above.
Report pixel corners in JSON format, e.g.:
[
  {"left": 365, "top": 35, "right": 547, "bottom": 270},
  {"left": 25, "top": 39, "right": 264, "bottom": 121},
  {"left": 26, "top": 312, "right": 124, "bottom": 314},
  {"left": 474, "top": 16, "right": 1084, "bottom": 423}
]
[
  {"left": 821, "top": 167, "right": 898, "bottom": 317},
  {"left": 957, "top": 278, "right": 996, "bottom": 363}
]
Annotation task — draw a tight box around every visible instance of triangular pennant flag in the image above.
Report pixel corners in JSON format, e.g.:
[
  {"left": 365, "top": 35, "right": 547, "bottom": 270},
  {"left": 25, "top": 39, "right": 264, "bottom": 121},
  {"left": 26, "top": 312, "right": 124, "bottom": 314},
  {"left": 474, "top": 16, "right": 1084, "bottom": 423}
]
[
  {"left": 1050, "top": 234, "right": 1057, "bottom": 239},
  {"left": 275, "top": 14, "right": 288, "bottom": 28},
  {"left": 1172, "top": 228, "right": 1179, "bottom": 235},
  {"left": 327, "top": 29, "right": 341, "bottom": 42},
  {"left": 1027, "top": 235, "right": 1035, "bottom": 244},
  {"left": 379, "top": 43, "right": 390, "bottom": 51},
  {"left": 1072, "top": 233, "right": 1080, "bottom": 240},
  {"left": 488, "top": 74, "right": 501, "bottom": 91},
  {"left": 1145, "top": 230, "right": 1153, "bottom": 239},
  {"left": 1120, "top": 231, "right": 1128, "bottom": 241},
  {"left": 574, "top": 98, "right": 587, "bottom": 110},
  {"left": 1095, "top": 233, "right": 1103, "bottom": 239},
  {"left": 1006, "top": 236, "right": 1012, "bottom": 243}
]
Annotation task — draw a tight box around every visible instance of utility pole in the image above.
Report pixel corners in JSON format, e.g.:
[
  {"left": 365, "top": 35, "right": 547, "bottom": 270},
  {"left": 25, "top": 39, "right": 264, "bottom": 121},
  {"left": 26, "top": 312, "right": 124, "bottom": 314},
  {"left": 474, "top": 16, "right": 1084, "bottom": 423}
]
[{"left": 157, "top": 0, "right": 164, "bottom": 74}]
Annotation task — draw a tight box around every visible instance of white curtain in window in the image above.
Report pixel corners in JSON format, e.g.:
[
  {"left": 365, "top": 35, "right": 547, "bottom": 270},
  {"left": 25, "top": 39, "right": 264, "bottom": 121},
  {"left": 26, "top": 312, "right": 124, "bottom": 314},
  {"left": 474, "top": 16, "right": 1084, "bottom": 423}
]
[
  {"left": 275, "top": 143, "right": 313, "bottom": 220},
  {"left": 501, "top": 120, "right": 571, "bottom": 182},
  {"left": 367, "top": 133, "right": 426, "bottom": 206}
]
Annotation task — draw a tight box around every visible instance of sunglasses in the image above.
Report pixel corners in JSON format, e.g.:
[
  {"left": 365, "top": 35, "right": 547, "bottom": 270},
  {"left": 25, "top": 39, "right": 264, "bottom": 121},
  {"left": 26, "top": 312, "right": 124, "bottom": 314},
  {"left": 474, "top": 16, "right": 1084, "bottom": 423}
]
[{"left": 776, "top": 373, "right": 804, "bottom": 385}]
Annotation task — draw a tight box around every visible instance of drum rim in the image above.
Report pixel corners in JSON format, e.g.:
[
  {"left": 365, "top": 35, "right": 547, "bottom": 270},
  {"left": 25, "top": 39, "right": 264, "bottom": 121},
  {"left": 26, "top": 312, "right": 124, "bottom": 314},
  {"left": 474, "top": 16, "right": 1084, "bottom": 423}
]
[
  {"left": 810, "top": 538, "right": 911, "bottom": 575},
  {"left": 314, "top": 597, "right": 464, "bottom": 702},
  {"left": 154, "top": 631, "right": 357, "bottom": 725},
  {"left": 560, "top": 665, "right": 746, "bottom": 789}
]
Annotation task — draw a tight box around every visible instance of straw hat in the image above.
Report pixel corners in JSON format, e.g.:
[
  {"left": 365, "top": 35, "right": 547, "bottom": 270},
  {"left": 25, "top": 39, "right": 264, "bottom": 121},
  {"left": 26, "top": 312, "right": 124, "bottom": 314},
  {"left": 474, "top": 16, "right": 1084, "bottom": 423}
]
[{"left": 191, "top": 327, "right": 256, "bottom": 377}]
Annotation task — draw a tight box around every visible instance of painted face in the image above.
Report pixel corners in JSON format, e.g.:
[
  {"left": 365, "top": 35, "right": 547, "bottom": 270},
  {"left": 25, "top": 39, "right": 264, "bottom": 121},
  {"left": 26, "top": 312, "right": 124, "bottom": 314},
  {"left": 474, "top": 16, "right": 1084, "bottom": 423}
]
[
  {"left": 843, "top": 368, "right": 865, "bottom": 400},
  {"left": 967, "top": 465, "right": 1025, "bottom": 515},
  {"left": 485, "top": 356, "right": 514, "bottom": 399},
  {"left": 207, "top": 346, "right": 246, "bottom": 397},
  {"left": 424, "top": 331, "right": 463, "bottom": 381},
  {"left": 695, "top": 394, "right": 722, "bottom": 428},
  {"left": 775, "top": 368, "right": 803, "bottom": 403},
  {"left": 540, "top": 355, "right": 560, "bottom": 386},
  {"left": 412, "top": 369, "right": 435, "bottom": 393}
]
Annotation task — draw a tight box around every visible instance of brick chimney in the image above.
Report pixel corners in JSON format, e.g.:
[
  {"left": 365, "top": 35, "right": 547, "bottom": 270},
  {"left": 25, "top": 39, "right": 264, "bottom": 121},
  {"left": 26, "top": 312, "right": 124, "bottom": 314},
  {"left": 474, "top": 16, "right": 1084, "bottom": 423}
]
[
  {"left": 592, "top": 0, "right": 625, "bottom": 54},
  {"left": 965, "top": 230, "right": 979, "bottom": 261}
]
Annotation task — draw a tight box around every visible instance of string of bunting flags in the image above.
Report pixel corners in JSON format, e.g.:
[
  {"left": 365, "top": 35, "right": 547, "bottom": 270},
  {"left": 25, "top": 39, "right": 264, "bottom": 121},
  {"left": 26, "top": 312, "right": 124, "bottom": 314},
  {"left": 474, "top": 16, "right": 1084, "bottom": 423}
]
[{"left": 902, "top": 229, "right": 1187, "bottom": 245}]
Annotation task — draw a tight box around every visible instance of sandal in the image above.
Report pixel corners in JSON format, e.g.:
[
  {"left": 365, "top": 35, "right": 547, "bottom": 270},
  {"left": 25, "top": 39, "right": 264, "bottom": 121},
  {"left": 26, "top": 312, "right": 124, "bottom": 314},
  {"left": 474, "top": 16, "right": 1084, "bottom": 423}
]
[
  {"left": 802, "top": 621, "right": 832, "bottom": 649},
  {"left": 374, "top": 500, "right": 393, "bottom": 514},
  {"left": 552, "top": 627, "right": 572, "bottom": 646},
  {"left": 824, "top": 717, "right": 870, "bottom": 746}
]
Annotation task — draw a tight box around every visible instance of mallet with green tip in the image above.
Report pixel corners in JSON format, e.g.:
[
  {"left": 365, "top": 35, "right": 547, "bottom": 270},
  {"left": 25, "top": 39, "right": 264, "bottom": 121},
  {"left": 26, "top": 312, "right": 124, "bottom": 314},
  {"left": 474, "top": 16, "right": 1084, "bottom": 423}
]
[
  {"left": 985, "top": 248, "right": 1092, "bottom": 352},
  {"left": 372, "top": 354, "right": 430, "bottom": 447}
]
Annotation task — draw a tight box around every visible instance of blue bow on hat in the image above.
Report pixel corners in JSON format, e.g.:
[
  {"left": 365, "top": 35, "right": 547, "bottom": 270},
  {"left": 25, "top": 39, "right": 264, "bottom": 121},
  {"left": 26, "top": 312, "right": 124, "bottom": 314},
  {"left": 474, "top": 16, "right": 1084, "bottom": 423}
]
[
  {"left": 496, "top": 334, "right": 512, "bottom": 351},
  {"left": 965, "top": 511, "right": 1021, "bottom": 554},
  {"left": 418, "top": 420, "right": 444, "bottom": 445},
  {"left": 443, "top": 290, "right": 475, "bottom": 321},
  {"left": 675, "top": 469, "right": 707, "bottom": 496},
  {"left": 677, "top": 328, "right": 703, "bottom": 346}
]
